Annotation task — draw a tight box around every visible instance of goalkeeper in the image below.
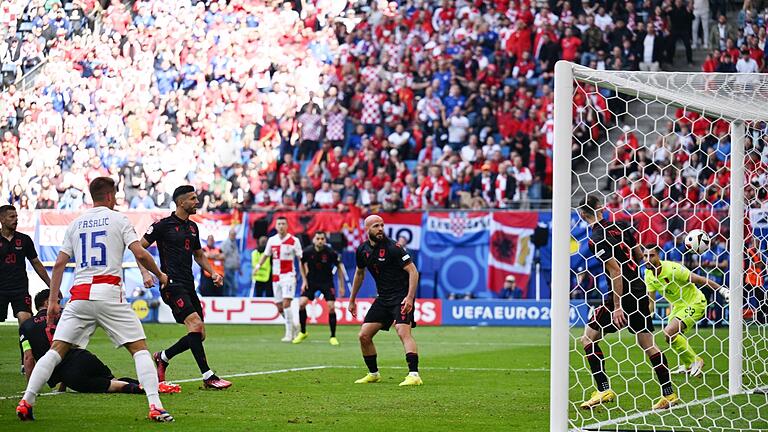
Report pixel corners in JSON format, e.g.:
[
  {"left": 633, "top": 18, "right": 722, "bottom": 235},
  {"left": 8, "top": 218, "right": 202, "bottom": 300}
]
[{"left": 644, "top": 246, "right": 730, "bottom": 377}]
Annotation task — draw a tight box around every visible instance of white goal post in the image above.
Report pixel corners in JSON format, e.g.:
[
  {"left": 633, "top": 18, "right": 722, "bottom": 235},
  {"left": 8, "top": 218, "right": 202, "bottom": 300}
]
[{"left": 550, "top": 61, "right": 767, "bottom": 432}]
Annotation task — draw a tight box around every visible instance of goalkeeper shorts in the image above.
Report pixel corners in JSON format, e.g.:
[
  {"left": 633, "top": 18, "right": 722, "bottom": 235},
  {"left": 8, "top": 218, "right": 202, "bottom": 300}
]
[{"left": 669, "top": 299, "right": 707, "bottom": 332}]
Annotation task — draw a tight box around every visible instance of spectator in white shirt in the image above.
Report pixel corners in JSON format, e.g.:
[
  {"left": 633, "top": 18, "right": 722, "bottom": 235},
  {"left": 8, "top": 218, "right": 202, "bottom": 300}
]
[
  {"left": 387, "top": 123, "right": 411, "bottom": 152},
  {"left": 736, "top": 49, "right": 759, "bottom": 73},
  {"left": 315, "top": 181, "right": 335, "bottom": 206},
  {"left": 445, "top": 107, "right": 470, "bottom": 151}
]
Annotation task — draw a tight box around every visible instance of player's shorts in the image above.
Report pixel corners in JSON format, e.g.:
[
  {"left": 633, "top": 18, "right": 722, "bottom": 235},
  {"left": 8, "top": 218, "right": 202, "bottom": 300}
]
[
  {"left": 55, "top": 300, "right": 146, "bottom": 347},
  {"left": 302, "top": 284, "right": 336, "bottom": 302},
  {"left": 0, "top": 291, "right": 32, "bottom": 322},
  {"left": 364, "top": 298, "right": 416, "bottom": 331},
  {"left": 588, "top": 294, "right": 654, "bottom": 335},
  {"left": 161, "top": 284, "right": 203, "bottom": 324},
  {"left": 57, "top": 348, "right": 114, "bottom": 393},
  {"left": 273, "top": 275, "right": 296, "bottom": 301},
  {"left": 669, "top": 298, "right": 707, "bottom": 332}
]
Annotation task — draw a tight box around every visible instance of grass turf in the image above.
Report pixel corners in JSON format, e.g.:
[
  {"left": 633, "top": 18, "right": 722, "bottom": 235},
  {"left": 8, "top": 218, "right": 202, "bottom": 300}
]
[
  {"left": 0, "top": 324, "right": 545, "bottom": 431},
  {"left": 0, "top": 323, "right": 765, "bottom": 431}
]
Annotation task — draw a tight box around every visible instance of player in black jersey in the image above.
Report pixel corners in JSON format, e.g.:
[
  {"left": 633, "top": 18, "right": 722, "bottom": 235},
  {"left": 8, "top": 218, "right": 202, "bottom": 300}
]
[
  {"left": 0, "top": 205, "right": 50, "bottom": 325},
  {"left": 577, "top": 195, "right": 676, "bottom": 410},
  {"left": 349, "top": 215, "right": 423, "bottom": 386},
  {"left": 1, "top": 204, "right": 50, "bottom": 374},
  {"left": 293, "top": 231, "right": 346, "bottom": 345},
  {"left": 19, "top": 290, "right": 180, "bottom": 395},
  {"left": 137, "top": 185, "right": 231, "bottom": 390}
]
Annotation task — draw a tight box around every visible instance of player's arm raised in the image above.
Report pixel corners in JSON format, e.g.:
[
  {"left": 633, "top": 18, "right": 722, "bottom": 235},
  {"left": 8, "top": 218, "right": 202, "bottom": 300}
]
[
  {"left": 128, "top": 241, "right": 168, "bottom": 288},
  {"left": 689, "top": 272, "right": 730, "bottom": 301},
  {"left": 401, "top": 262, "right": 419, "bottom": 314},
  {"left": 193, "top": 248, "right": 223, "bottom": 287},
  {"left": 604, "top": 257, "right": 627, "bottom": 328}
]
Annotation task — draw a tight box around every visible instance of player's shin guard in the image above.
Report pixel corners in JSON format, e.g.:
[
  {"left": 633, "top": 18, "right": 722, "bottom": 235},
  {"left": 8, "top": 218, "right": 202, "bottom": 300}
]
[
  {"left": 650, "top": 351, "right": 674, "bottom": 396},
  {"left": 163, "top": 335, "right": 190, "bottom": 361},
  {"left": 187, "top": 332, "right": 212, "bottom": 375},
  {"left": 584, "top": 343, "right": 609, "bottom": 391},
  {"left": 363, "top": 354, "right": 378, "bottom": 373},
  {"left": 23, "top": 350, "right": 62, "bottom": 405},
  {"left": 329, "top": 312, "right": 337, "bottom": 337},
  {"left": 299, "top": 308, "right": 307, "bottom": 334},
  {"left": 406, "top": 352, "right": 419, "bottom": 373},
  {"left": 134, "top": 350, "right": 163, "bottom": 408},
  {"left": 670, "top": 334, "right": 696, "bottom": 366}
]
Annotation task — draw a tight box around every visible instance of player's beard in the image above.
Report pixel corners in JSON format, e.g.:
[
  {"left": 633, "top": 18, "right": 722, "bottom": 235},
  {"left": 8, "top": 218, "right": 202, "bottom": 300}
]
[
  {"left": 185, "top": 204, "right": 198, "bottom": 215},
  {"left": 370, "top": 232, "right": 385, "bottom": 243}
]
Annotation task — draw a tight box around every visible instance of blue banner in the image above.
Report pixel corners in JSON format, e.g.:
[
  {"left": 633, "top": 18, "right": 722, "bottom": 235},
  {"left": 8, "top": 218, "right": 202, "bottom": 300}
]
[{"left": 441, "top": 300, "right": 592, "bottom": 326}]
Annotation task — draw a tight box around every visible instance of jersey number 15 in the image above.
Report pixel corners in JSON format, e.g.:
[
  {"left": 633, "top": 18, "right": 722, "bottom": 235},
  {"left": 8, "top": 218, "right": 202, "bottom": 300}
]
[{"left": 79, "top": 230, "right": 107, "bottom": 268}]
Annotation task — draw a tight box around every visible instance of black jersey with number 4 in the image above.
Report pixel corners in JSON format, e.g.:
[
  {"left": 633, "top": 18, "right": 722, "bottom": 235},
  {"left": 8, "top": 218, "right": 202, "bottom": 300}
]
[
  {"left": 0, "top": 232, "right": 38, "bottom": 294},
  {"left": 143, "top": 213, "right": 202, "bottom": 286},
  {"left": 356, "top": 237, "right": 413, "bottom": 306},
  {"left": 588, "top": 219, "right": 645, "bottom": 304},
  {"left": 302, "top": 245, "right": 339, "bottom": 288}
]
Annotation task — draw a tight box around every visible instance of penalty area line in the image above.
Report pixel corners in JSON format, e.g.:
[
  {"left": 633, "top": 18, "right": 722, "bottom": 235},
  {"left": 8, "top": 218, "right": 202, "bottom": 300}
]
[{"left": 0, "top": 365, "right": 329, "bottom": 401}]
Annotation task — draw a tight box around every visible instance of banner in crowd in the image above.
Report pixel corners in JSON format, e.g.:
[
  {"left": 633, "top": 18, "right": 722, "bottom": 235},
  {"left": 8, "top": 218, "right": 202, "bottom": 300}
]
[
  {"left": 419, "top": 212, "right": 490, "bottom": 298},
  {"left": 488, "top": 212, "right": 538, "bottom": 296},
  {"left": 244, "top": 209, "right": 362, "bottom": 250},
  {"left": 157, "top": 297, "right": 442, "bottom": 326},
  {"left": 440, "top": 300, "right": 592, "bottom": 327},
  {"left": 381, "top": 212, "right": 422, "bottom": 250}
]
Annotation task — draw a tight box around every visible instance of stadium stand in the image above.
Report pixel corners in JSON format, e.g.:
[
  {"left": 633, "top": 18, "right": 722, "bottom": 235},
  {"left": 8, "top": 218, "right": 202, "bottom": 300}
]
[{"left": 0, "top": 0, "right": 729, "bottom": 213}]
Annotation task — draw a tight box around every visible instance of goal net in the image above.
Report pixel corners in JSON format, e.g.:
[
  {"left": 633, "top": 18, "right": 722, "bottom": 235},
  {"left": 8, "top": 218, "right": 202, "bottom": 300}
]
[{"left": 550, "top": 61, "right": 768, "bottom": 432}]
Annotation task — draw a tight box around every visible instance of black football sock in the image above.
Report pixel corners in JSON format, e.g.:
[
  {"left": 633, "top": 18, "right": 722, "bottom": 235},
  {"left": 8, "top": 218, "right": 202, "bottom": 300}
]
[
  {"left": 163, "top": 335, "right": 190, "bottom": 361},
  {"left": 299, "top": 308, "right": 307, "bottom": 333},
  {"left": 650, "top": 351, "right": 674, "bottom": 396},
  {"left": 329, "top": 312, "right": 337, "bottom": 337},
  {"left": 363, "top": 354, "right": 378, "bottom": 373},
  {"left": 584, "top": 343, "right": 609, "bottom": 391},
  {"left": 406, "top": 352, "right": 419, "bottom": 373},
  {"left": 187, "top": 332, "right": 212, "bottom": 375}
]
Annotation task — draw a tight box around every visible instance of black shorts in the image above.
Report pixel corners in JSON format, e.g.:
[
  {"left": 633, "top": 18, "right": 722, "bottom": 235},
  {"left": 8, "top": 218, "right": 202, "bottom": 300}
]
[
  {"left": 0, "top": 291, "right": 32, "bottom": 322},
  {"left": 588, "top": 294, "right": 654, "bottom": 334},
  {"left": 302, "top": 284, "right": 336, "bottom": 302},
  {"left": 57, "top": 349, "right": 114, "bottom": 393},
  {"left": 364, "top": 299, "right": 415, "bottom": 331},
  {"left": 162, "top": 284, "right": 204, "bottom": 324}
]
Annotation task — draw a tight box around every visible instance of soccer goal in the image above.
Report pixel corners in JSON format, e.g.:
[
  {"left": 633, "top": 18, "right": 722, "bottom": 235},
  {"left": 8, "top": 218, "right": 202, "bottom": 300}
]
[{"left": 550, "top": 61, "right": 768, "bottom": 431}]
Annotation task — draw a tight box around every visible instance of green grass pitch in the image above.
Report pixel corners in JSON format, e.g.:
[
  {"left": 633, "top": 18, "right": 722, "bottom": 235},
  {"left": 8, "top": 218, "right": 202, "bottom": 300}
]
[{"left": 0, "top": 324, "right": 766, "bottom": 431}]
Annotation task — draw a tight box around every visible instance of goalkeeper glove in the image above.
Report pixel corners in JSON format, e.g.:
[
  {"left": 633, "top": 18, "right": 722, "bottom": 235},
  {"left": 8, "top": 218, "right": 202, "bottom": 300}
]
[{"left": 717, "top": 286, "right": 730, "bottom": 302}]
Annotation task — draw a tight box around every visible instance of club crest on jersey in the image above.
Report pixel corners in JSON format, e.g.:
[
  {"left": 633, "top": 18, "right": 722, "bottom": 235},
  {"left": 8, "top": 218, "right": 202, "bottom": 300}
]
[
  {"left": 378, "top": 249, "right": 386, "bottom": 261},
  {"left": 176, "top": 298, "right": 185, "bottom": 308},
  {"left": 16, "top": 239, "right": 22, "bottom": 247}
]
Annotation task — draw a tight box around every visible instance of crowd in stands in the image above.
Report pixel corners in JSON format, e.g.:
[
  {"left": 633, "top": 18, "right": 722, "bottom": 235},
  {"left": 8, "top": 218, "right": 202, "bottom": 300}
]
[{"left": 0, "top": 0, "right": 750, "bottom": 214}]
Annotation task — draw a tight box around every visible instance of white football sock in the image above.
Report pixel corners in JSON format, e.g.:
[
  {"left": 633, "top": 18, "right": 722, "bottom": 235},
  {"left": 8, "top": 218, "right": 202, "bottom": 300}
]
[
  {"left": 134, "top": 350, "right": 162, "bottom": 408},
  {"left": 23, "top": 350, "right": 62, "bottom": 405},
  {"left": 284, "top": 308, "right": 294, "bottom": 336}
]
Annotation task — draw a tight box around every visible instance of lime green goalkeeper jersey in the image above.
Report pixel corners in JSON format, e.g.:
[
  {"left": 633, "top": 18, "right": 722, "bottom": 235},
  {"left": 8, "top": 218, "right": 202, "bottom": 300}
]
[{"left": 645, "top": 261, "right": 706, "bottom": 306}]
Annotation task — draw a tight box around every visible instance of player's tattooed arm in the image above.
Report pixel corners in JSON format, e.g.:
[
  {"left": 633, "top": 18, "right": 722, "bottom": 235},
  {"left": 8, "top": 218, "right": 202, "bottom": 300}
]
[
  {"left": 348, "top": 267, "right": 366, "bottom": 317},
  {"left": 605, "top": 257, "right": 627, "bottom": 328},
  {"left": 30, "top": 257, "right": 51, "bottom": 287},
  {"left": 193, "top": 248, "right": 223, "bottom": 287}
]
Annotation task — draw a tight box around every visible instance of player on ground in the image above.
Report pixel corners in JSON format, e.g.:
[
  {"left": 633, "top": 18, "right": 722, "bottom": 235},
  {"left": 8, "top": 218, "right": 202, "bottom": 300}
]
[
  {"left": 254, "top": 216, "right": 307, "bottom": 342},
  {"left": 293, "top": 231, "right": 346, "bottom": 345},
  {"left": 1, "top": 204, "right": 51, "bottom": 371},
  {"left": 138, "top": 185, "right": 231, "bottom": 389},
  {"left": 577, "top": 195, "right": 677, "bottom": 410},
  {"left": 349, "top": 215, "right": 423, "bottom": 386},
  {"left": 20, "top": 289, "right": 180, "bottom": 395},
  {"left": 16, "top": 177, "right": 173, "bottom": 422},
  {"left": 644, "top": 246, "right": 730, "bottom": 377}
]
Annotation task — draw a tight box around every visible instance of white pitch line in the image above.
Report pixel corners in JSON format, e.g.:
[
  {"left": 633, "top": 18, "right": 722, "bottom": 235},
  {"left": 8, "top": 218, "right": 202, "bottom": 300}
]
[
  {"left": 576, "top": 390, "right": 765, "bottom": 432},
  {"left": 0, "top": 366, "right": 329, "bottom": 401},
  {"left": 327, "top": 365, "right": 550, "bottom": 372}
]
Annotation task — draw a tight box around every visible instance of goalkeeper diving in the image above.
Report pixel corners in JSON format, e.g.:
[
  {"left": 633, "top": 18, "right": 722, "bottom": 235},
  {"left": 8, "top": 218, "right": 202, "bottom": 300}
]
[{"left": 644, "top": 246, "right": 730, "bottom": 377}]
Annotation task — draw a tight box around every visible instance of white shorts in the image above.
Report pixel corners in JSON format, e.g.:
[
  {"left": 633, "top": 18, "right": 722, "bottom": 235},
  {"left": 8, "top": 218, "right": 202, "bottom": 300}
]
[
  {"left": 273, "top": 275, "right": 296, "bottom": 301},
  {"left": 54, "top": 300, "right": 146, "bottom": 348}
]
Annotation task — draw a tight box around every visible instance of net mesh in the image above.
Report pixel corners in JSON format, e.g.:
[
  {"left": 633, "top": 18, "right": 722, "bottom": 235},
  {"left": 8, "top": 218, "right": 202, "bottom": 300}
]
[{"left": 566, "top": 66, "right": 768, "bottom": 431}]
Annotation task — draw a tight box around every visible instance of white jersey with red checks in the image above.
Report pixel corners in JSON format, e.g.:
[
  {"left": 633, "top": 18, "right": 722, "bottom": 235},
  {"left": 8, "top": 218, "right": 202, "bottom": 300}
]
[
  {"left": 265, "top": 233, "right": 303, "bottom": 282},
  {"left": 60, "top": 206, "right": 139, "bottom": 303}
]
